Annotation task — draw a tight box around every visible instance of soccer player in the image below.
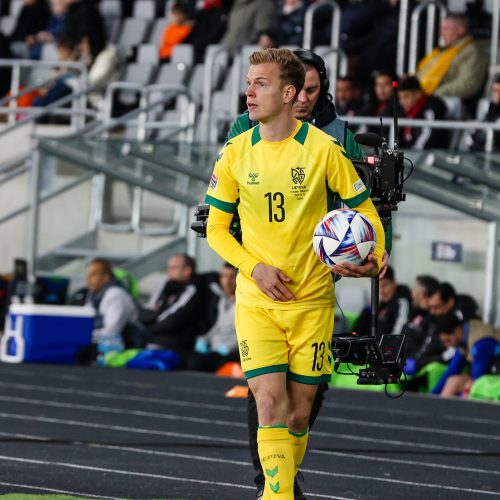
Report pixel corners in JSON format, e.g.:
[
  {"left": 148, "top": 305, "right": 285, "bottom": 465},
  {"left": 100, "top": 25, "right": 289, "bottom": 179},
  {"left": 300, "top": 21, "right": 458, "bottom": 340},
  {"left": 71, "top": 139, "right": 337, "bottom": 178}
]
[{"left": 205, "top": 48, "right": 384, "bottom": 499}]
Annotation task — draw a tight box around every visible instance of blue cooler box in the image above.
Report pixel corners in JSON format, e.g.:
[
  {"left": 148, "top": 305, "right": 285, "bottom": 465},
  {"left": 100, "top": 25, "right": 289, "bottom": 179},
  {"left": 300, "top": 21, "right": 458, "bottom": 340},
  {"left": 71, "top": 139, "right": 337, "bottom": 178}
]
[{"left": 0, "top": 304, "right": 95, "bottom": 364}]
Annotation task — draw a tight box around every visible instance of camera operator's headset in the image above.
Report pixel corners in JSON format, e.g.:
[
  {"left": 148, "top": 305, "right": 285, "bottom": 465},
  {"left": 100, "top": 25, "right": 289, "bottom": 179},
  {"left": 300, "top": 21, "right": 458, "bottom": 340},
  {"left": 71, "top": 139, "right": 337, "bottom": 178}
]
[{"left": 293, "top": 48, "right": 330, "bottom": 98}]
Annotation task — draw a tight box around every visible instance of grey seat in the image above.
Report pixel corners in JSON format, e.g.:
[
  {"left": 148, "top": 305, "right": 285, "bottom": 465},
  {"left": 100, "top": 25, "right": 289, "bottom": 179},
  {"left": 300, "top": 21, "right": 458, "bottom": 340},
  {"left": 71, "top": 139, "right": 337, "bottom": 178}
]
[
  {"left": 132, "top": 0, "right": 156, "bottom": 19},
  {"left": 171, "top": 44, "right": 194, "bottom": 67},
  {"left": 116, "top": 18, "right": 150, "bottom": 56},
  {"left": 148, "top": 18, "right": 169, "bottom": 47},
  {"left": 137, "top": 43, "right": 159, "bottom": 64},
  {"left": 118, "top": 62, "right": 156, "bottom": 106},
  {"left": 99, "top": 0, "right": 121, "bottom": 18},
  {"left": 155, "top": 63, "right": 190, "bottom": 86},
  {"left": 0, "top": 16, "right": 16, "bottom": 37},
  {"left": 41, "top": 43, "right": 59, "bottom": 61}
]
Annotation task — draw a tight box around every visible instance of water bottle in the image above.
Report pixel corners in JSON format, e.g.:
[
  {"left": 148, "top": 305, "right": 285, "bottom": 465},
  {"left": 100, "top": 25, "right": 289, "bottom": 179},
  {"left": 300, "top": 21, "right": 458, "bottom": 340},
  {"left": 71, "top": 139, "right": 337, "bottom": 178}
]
[{"left": 96, "top": 334, "right": 124, "bottom": 367}]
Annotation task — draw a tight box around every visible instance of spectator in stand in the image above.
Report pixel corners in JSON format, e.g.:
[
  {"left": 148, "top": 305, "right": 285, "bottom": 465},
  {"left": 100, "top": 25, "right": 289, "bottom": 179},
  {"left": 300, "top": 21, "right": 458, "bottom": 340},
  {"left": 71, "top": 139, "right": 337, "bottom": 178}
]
[
  {"left": 403, "top": 274, "right": 440, "bottom": 359},
  {"left": 335, "top": 76, "right": 364, "bottom": 116},
  {"left": 85, "top": 258, "right": 143, "bottom": 353},
  {"left": 353, "top": 266, "right": 410, "bottom": 336},
  {"left": 271, "top": 0, "right": 307, "bottom": 47},
  {"left": 186, "top": 263, "right": 238, "bottom": 372},
  {"left": 416, "top": 14, "right": 488, "bottom": 106},
  {"left": 255, "top": 30, "right": 277, "bottom": 50},
  {"left": 432, "top": 313, "right": 500, "bottom": 396},
  {"left": 32, "top": 36, "right": 78, "bottom": 109},
  {"left": 10, "top": 0, "right": 49, "bottom": 44},
  {"left": 184, "top": 0, "right": 227, "bottom": 64},
  {"left": 28, "top": 0, "right": 67, "bottom": 60},
  {"left": 141, "top": 254, "right": 204, "bottom": 352},
  {"left": 62, "top": 0, "right": 106, "bottom": 58},
  {"left": 397, "top": 76, "right": 449, "bottom": 150},
  {"left": 361, "top": 71, "right": 398, "bottom": 118},
  {"left": 220, "top": 0, "right": 275, "bottom": 53},
  {"left": 340, "top": 0, "right": 400, "bottom": 82},
  {"left": 159, "top": 2, "right": 193, "bottom": 62},
  {"left": 470, "top": 74, "right": 500, "bottom": 152}
]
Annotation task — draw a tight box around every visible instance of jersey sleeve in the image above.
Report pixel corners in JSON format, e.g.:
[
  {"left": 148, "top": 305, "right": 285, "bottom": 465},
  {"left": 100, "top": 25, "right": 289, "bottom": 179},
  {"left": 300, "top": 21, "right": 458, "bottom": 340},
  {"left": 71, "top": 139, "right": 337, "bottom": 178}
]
[
  {"left": 204, "top": 142, "right": 239, "bottom": 213},
  {"left": 326, "top": 138, "right": 370, "bottom": 207}
]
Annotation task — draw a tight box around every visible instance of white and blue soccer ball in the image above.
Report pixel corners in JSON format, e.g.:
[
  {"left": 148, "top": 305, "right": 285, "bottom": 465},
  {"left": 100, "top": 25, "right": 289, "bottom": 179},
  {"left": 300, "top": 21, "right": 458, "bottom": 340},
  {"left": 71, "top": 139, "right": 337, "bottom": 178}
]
[{"left": 313, "top": 208, "right": 376, "bottom": 267}]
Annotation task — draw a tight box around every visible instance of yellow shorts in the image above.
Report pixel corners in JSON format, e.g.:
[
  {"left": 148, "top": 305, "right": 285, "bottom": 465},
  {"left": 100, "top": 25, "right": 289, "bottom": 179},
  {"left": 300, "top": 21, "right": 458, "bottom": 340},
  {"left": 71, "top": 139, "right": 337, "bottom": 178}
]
[{"left": 235, "top": 304, "right": 334, "bottom": 384}]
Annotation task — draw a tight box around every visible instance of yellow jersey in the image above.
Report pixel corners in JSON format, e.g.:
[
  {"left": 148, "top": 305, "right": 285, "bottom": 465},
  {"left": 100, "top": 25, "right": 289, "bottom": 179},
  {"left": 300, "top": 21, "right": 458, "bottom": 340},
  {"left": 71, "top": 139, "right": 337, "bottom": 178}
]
[{"left": 205, "top": 120, "right": 384, "bottom": 309}]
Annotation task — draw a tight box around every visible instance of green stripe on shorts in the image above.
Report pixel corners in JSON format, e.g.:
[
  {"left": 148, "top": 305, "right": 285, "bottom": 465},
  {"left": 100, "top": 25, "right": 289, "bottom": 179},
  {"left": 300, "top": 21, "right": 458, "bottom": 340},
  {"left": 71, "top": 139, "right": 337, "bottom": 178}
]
[
  {"left": 245, "top": 364, "right": 288, "bottom": 380},
  {"left": 288, "top": 372, "right": 332, "bottom": 385}
]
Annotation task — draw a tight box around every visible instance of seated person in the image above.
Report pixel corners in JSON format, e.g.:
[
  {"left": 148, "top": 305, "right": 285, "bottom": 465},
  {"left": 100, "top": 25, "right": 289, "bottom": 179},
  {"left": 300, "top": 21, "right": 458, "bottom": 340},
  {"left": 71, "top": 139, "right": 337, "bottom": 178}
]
[
  {"left": 335, "top": 76, "right": 365, "bottom": 117},
  {"left": 270, "top": 0, "right": 308, "bottom": 47},
  {"left": 403, "top": 274, "right": 439, "bottom": 359},
  {"left": 353, "top": 266, "right": 410, "bottom": 336},
  {"left": 432, "top": 313, "right": 500, "bottom": 396},
  {"left": 32, "top": 36, "right": 78, "bottom": 109},
  {"left": 159, "top": 2, "right": 193, "bottom": 62},
  {"left": 470, "top": 74, "right": 500, "bottom": 152},
  {"left": 397, "top": 76, "right": 449, "bottom": 150},
  {"left": 85, "top": 258, "right": 143, "bottom": 352},
  {"left": 416, "top": 14, "right": 488, "bottom": 103},
  {"left": 359, "top": 70, "right": 399, "bottom": 125},
  {"left": 186, "top": 262, "right": 238, "bottom": 372},
  {"left": 28, "top": 0, "right": 67, "bottom": 60},
  {"left": 142, "top": 253, "right": 204, "bottom": 352}
]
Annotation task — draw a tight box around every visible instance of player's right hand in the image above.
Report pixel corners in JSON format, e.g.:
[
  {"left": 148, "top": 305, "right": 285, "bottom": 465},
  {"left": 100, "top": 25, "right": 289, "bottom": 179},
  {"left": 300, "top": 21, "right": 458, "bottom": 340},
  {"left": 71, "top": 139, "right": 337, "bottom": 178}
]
[{"left": 251, "top": 263, "right": 295, "bottom": 302}]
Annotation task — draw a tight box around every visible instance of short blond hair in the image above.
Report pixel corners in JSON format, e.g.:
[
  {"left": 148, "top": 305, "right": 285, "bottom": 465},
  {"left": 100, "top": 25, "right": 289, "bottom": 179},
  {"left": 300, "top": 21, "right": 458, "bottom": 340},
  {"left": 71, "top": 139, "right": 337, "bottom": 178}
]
[{"left": 249, "top": 48, "right": 305, "bottom": 101}]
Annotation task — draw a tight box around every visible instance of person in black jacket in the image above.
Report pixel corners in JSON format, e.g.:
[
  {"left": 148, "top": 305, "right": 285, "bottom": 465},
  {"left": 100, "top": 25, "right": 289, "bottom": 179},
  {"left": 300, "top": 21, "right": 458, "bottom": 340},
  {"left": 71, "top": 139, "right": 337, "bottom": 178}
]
[
  {"left": 142, "top": 254, "right": 204, "bottom": 352},
  {"left": 10, "top": 0, "right": 49, "bottom": 43},
  {"left": 397, "top": 76, "right": 450, "bottom": 149}
]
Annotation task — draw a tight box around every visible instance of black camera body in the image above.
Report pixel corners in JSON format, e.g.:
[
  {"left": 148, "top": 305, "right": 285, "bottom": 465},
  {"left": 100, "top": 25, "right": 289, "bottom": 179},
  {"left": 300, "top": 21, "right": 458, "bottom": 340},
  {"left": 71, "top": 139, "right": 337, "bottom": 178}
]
[{"left": 332, "top": 333, "right": 407, "bottom": 385}]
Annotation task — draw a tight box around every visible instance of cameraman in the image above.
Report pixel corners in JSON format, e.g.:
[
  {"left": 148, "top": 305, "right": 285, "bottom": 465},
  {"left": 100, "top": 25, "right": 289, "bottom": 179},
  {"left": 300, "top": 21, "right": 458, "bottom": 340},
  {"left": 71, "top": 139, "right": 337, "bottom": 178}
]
[{"left": 225, "top": 49, "right": 386, "bottom": 500}]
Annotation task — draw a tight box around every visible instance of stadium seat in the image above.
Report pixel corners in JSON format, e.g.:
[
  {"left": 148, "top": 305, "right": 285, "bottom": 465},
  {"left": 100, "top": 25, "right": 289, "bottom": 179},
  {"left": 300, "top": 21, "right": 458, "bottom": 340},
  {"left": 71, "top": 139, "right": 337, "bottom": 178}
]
[
  {"left": 118, "top": 62, "right": 156, "bottom": 106},
  {"left": 137, "top": 43, "right": 160, "bottom": 64},
  {"left": 0, "top": 16, "right": 15, "bottom": 37},
  {"left": 99, "top": 0, "right": 122, "bottom": 18},
  {"left": 237, "top": 45, "right": 261, "bottom": 93},
  {"left": 154, "top": 62, "right": 191, "bottom": 86},
  {"left": 9, "top": 0, "right": 23, "bottom": 19},
  {"left": 171, "top": 44, "right": 194, "bottom": 67},
  {"left": 148, "top": 18, "right": 169, "bottom": 47},
  {"left": 116, "top": 17, "right": 150, "bottom": 57},
  {"left": 132, "top": 0, "right": 156, "bottom": 19},
  {"left": 40, "top": 43, "right": 58, "bottom": 61},
  {"left": 442, "top": 96, "right": 463, "bottom": 149}
]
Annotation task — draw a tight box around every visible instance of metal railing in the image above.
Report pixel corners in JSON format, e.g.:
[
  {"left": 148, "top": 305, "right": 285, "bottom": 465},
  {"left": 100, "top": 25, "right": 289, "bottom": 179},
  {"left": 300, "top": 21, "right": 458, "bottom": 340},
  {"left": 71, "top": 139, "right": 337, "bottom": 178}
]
[
  {"left": 0, "top": 58, "right": 90, "bottom": 129},
  {"left": 408, "top": 0, "right": 448, "bottom": 75},
  {"left": 302, "top": 0, "right": 341, "bottom": 51}
]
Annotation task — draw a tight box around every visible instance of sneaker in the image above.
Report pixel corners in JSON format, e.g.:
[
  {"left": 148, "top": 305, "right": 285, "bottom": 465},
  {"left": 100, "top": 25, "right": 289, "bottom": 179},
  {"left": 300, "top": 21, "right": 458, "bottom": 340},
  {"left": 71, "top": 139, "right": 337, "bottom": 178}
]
[{"left": 294, "top": 471, "right": 307, "bottom": 500}]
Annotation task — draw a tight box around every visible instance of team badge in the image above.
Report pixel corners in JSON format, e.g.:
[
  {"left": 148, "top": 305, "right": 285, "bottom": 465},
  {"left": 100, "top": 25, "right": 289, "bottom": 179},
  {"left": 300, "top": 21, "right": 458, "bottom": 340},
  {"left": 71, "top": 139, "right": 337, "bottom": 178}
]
[{"left": 291, "top": 167, "right": 305, "bottom": 185}]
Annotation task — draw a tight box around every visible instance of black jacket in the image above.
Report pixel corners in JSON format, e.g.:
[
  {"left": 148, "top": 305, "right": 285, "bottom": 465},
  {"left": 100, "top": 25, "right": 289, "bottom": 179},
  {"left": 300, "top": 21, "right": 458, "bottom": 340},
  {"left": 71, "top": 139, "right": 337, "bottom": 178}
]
[{"left": 145, "top": 276, "right": 204, "bottom": 351}]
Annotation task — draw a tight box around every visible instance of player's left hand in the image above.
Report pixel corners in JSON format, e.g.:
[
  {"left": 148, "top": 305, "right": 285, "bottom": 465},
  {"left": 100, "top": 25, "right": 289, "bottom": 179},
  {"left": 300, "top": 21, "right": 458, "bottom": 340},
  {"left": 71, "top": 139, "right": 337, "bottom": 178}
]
[{"left": 331, "top": 253, "right": 380, "bottom": 278}]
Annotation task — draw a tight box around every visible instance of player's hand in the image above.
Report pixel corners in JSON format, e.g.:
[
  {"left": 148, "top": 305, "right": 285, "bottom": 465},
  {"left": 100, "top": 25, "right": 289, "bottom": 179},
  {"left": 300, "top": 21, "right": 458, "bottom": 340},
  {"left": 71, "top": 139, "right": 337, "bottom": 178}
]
[
  {"left": 378, "top": 250, "right": 390, "bottom": 279},
  {"left": 331, "top": 253, "right": 380, "bottom": 278},
  {"left": 252, "top": 263, "right": 295, "bottom": 302}
]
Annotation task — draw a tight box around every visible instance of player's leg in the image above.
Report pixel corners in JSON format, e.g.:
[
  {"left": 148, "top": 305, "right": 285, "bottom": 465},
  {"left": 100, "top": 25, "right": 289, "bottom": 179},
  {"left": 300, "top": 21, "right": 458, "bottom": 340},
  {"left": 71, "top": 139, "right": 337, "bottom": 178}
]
[
  {"left": 236, "top": 305, "right": 294, "bottom": 499},
  {"left": 441, "top": 374, "right": 470, "bottom": 397},
  {"left": 286, "top": 306, "right": 334, "bottom": 476}
]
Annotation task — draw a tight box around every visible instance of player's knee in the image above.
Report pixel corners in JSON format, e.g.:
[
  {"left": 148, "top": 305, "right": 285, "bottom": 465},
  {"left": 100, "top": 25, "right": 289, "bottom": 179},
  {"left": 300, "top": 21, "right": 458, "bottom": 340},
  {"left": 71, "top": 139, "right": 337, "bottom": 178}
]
[
  {"left": 256, "top": 393, "right": 287, "bottom": 425},
  {"left": 287, "top": 410, "right": 310, "bottom": 432}
]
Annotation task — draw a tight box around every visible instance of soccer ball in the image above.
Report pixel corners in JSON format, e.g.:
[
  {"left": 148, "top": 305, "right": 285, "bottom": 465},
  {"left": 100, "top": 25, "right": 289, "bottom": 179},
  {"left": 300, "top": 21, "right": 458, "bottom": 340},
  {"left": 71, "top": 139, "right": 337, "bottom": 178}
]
[{"left": 313, "top": 208, "right": 376, "bottom": 267}]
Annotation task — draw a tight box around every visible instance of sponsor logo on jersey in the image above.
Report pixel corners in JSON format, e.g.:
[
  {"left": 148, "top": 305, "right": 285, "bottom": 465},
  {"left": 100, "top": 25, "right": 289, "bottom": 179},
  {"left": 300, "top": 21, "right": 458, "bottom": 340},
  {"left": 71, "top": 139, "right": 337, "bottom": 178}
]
[
  {"left": 291, "top": 167, "right": 305, "bottom": 185},
  {"left": 247, "top": 172, "right": 260, "bottom": 185},
  {"left": 209, "top": 172, "right": 218, "bottom": 190},
  {"left": 353, "top": 179, "right": 365, "bottom": 192}
]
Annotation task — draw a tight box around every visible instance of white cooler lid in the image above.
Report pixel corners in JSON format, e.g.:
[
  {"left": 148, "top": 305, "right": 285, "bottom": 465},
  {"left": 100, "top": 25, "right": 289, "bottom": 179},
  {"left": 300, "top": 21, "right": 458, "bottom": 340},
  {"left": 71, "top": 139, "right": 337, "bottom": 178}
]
[{"left": 9, "top": 304, "right": 95, "bottom": 318}]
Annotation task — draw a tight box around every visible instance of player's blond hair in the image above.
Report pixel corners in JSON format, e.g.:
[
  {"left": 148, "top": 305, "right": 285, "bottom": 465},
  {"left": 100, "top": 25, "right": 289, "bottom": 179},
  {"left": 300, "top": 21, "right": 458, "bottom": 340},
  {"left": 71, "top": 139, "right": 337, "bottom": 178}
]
[{"left": 249, "top": 48, "right": 305, "bottom": 101}]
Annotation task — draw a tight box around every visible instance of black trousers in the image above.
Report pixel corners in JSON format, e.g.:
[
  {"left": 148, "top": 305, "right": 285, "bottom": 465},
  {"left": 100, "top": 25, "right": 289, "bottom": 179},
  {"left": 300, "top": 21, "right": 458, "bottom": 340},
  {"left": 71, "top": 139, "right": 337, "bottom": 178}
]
[{"left": 246, "top": 381, "right": 329, "bottom": 474}]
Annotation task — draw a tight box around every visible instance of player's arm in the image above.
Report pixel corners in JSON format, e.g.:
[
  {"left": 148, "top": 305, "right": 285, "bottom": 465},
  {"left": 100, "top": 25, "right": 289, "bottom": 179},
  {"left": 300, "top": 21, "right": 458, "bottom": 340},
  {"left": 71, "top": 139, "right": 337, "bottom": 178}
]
[{"left": 326, "top": 140, "right": 385, "bottom": 277}]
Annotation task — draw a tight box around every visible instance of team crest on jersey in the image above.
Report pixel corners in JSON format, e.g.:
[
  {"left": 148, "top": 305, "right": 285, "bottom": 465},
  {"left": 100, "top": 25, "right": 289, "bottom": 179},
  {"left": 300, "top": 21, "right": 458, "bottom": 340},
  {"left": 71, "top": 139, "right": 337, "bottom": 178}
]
[
  {"left": 247, "top": 172, "right": 260, "bottom": 185},
  {"left": 291, "top": 167, "right": 305, "bottom": 185},
  {"left": 239, "top": 340, "right": 250, "bottom": 359},
  {"left": 209, "top": 172, "right": 218, "bottom": 190}
]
